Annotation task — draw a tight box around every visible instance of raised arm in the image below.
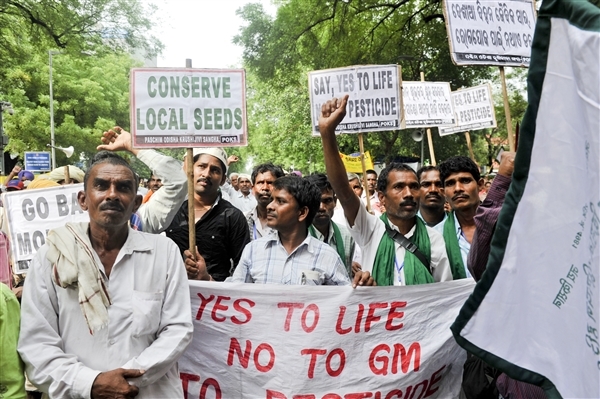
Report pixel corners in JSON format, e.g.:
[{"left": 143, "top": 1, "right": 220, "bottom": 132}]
[
  {"left": 98, "top": 127, "right": 187, "bottom": 233},
  {"left": 318, "top": 95, "right": 361, "bottom": 227}
]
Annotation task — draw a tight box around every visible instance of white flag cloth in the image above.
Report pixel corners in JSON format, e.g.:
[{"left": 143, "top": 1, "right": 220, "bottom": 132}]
[
  {"left": 181, "top": 280, "right": 475, "bottom": 398},
  {"left": 452, "top": 1, "right": 600, "bottom": 398}
]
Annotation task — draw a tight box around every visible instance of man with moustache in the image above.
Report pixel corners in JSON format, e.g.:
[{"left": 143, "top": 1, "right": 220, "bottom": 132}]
[
  {"left": 361, "top": 169, "right": 382, "bottom": 215},
  {"left": 318, "top": 95, "right": 452, "bottom": 286},
  {"left": 305, "top": 173, "right": 357, "bottom": 277},
  {"left": 18, "top": 152, "right": 193, "bottom": 398},
  {"left": 417, "top": 166, "right": 447, "bottom": 231},
  {"left": 438, "top": 156, "right": 484, "bottom": 280},
  {"left": 229, "top": 172, "right": 240, "bottom": 191},
  {"left": 165, "top": 148, "right": 250, "bottom": 281},
  {"left": 246, "top": 163, "right": 285, "bottom": 240}
]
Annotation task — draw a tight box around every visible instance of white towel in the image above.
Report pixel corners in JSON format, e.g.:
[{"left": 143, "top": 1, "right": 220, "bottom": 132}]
[{"left": 47, "top": 222, "right": 111, "bottom": 335}]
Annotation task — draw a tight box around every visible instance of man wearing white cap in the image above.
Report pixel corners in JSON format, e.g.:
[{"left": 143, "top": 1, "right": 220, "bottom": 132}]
[
  {"left": 165, "top": 147, "right": 250, "bottom": 281},
  {"left": 229, "top": 173, "right": 257, "bottom": 214}
]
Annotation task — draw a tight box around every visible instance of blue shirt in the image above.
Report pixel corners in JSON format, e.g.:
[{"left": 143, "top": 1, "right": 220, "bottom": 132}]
[{"left": 228, "top": 234, "right": 350, "bottom": 285}]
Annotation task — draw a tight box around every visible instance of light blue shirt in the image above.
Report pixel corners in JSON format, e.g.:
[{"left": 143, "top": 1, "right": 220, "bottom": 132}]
[
  {"left": 453, "top": 212, "right": 472, "bottom": 278},
  {"left": 228, "top": 234, "right": 350, "bottom": 285}
]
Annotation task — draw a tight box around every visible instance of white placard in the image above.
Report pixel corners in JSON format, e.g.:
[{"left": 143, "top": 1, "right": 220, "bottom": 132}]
[
  {"left": 130, "top": 68, "right": 247, "bottom": 148},
  {"left": 180, "top": 279, "right": 475, "bottom": 398},
  {"left": 3, "top": 184, "right": 88, "bottom": 274},
  {"left": 439, "top": 83, "right": 497, "bottom": 136},
  {"left": 443, "top": 0, "right": 536, "bottom": 67},
  {"left": 402, "top": 81, "right": 455, "bottom": 128},
  {"left": 309, "top": 65, "right": 402, "bottom": 135}
]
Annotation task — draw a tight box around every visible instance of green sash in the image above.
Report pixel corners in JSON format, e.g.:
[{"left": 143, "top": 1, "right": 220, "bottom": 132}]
[
  {"left": 372, "top": 214, "right": 434, "bottom": 286},
  {"left": 309, "top": 222, "right": 347, "bottom": 269},
  {"left": 442, "top": 211, "right": 468, "bottom": 280}
]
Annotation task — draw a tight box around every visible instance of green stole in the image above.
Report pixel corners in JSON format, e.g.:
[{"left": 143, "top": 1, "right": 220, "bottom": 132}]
[
  {"left": 309, "top": 222, "right": 347, "bottom": 269},
  {"left": 372, "top": 214, "right": 434, "bottom": 286},
  {"left": 442, "top": 211, "right": 468, "bottom": 280}
]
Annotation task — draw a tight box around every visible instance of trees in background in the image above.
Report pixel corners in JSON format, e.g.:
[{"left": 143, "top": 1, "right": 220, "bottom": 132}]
[
  {"left": 0, "top": 0, "right": 160, "bottom": 171},
  {"left": 233, "top": 0, "right": 525, "bottom": 172}
]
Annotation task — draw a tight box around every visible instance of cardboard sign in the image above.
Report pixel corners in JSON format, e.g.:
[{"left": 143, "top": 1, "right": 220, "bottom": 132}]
[
  {"left": 340, "top": 151, "right": 374, "bottom": 173},
  {"left": 443, "top": 0, "right": 536, "bottom": 67},
  {"left": 402, "top": 82, "right": 455, "bottom": 128},
  {"left": 130, "top": 68, "right": 247, "bottom": 148},
  {"left": 3, "top": 184, "right": 88, "bottom": 273},
  {"left": 439, "top": 83, "right": 497, "bottom": 136},
  {"left": 309, "top": 65, "right": 403, "bottom": 135},
  {"left": 180, "top": 279, "right": 475, "bottom": 398}
]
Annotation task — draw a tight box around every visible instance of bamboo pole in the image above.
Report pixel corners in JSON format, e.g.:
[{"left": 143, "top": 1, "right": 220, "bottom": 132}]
[
  {"left": 420, "top": 72, "right": 437, "bottom": 165},
  {"left": 499, "top": 66, "right": 515, "bottom": 151},
  {"left": 186, "top": 58, "right": 196, "bottom": 257},
  {"left": 358, "top": 133, "right": 371, "bottom": 213},
  {"left": 465, "top": 131, "right": 475, "bottom": 161}
]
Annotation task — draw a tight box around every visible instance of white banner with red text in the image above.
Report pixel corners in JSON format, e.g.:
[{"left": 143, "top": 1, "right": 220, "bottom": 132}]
[{"left": 180, "top": 279, "right": 475, "bottom": 399}]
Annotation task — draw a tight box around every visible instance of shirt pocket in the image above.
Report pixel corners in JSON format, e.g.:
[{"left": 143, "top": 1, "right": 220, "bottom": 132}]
[
  {"left": 300, "top": 270, "right": 322, "bottom": 285},
  {"left": 131, "top": 290, "right": 163, "bottom": 337}
]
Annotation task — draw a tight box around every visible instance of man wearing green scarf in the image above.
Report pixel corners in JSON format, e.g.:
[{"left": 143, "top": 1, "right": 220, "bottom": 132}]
[
  {"left": 438, "top": 156, "right": 484, "bottom": 280},
  {"left": 318, "top": 95, "right": 452, "bottom": 286},
  {"left": 306, "top": 173, "right": 359, "bottom": 278}
]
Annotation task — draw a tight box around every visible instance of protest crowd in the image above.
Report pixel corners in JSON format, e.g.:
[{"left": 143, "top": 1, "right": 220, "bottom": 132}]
[{"left": 0, "top": 94, "right": 550, "bottom": 399}]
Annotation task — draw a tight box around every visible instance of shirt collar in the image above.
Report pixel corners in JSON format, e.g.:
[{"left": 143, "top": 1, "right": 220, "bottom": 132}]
[
  {"left": 119, "top": 227, "right": 153, "bottom": 255},
  {"left": 264, "top": 232, "right": 314, "bottom": 254}
]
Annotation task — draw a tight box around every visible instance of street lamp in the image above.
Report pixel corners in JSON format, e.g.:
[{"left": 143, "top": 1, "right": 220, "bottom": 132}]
[
  {"left": 49, "top": 50, "right": 64, "bottom": 170},
  {"left": 0, "top": 101, "right": 14, "bottom": 175}
]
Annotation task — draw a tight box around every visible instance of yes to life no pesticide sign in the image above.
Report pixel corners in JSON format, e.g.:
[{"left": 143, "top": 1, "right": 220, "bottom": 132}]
[
  {"left": 309, "top": 65, "right": 403, "bottom": 135},
  {"left": 179, "top": 279, "right": 475, "bottom": 399},
  {"left": 3, "top": 184, "right": 88, "bottom": 274},
  {"left": 439, "top": 83, "right": 497, "bottom": 136},
  {"left": 131, "top": 68, "right": 247, "bottom": 148}
]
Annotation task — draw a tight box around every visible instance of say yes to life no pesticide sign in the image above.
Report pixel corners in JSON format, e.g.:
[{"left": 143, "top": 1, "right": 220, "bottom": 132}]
[
  {"left": 401, "top": 82, "right": 455, "bottom": 128},
  {"left": 3, "top": 184, "right": 88, "bottom": 274},
  {"left": 309, "top": 65, "right": 402, "bottom": 135},
  {"left": 443, "top": 0, "right": 537, "bottom": 67},
  {"left": 130, "top": 68, "right": 248, "bottom": 148},
  {"left": 179, "top": 279, "right": 475, "bottom": 399},
  {"left": 439, "top": 83, "right": 497, "bottom": 136}
]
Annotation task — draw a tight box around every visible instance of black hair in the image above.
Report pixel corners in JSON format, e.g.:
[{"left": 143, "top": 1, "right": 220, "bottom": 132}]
[
  {"left": 251, "top": 162, "right": 285, "bottom": 184},
  {"left": 365, "top": 169, "right": 377, "bottom": 177},
  {"left": 193, "top": 154, "right": 226, "bottom": 176},
  {"left": 305, "top": 173, "right": 334, "bottom": 194},
  {"left": 272, "top": 175, "right": 321, "bottom": 226},
  {"left": 438, "top": 156, "right": 480, "bottom": 184},
  {"left": 377, "top": 162, "right": 417, "bottom": 193},
  {"left": 416, "top": 165, "right": 439, "bottom": 182},
  {"left": 84, "top": 151, "right": 139, "bottom": 191}
]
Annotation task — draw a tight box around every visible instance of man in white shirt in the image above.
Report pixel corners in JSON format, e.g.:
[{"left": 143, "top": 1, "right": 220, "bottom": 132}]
[
  {"left": 230, "top": 173, "right": 257, "bottom": 214},
  {"left": 18, "top": 151, "right": 193, "bottom": 399},
  {"left": 318, "top": 96, "right": 452, "bottom": 286}
]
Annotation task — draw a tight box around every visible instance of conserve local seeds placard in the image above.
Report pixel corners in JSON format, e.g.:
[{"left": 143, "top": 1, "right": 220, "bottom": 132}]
[{"left": 131, "top": 68, "right": 247, "bottom": 148}]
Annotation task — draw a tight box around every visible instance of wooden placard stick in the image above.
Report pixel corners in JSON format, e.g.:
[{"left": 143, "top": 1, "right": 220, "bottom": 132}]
[
  {"left": 185, "top": 58, "right": 196, "bottom": 257},
  {"left": 358, "top": 133, "right": 371, "bottom": 213},
  {"left": 499, "top": 66, "right": 515, "bottom": 151},
  {"left": 420, "top": 72, "right": 437, "bottom": 165}
]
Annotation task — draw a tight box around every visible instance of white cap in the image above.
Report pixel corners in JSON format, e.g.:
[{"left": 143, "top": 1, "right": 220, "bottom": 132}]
[{"left": 185, "top": 147, "right": 228, "bottom": 174}]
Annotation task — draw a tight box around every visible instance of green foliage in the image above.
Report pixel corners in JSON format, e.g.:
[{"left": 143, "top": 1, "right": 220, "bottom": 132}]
[{"left": 234, "top": 0, "right": 499, "bottom": 170}]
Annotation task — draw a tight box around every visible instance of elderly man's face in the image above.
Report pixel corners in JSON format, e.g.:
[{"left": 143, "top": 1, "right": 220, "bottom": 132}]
[
  {"left": 238, "top": 177, "right": 252, "bottom": 196},
  {"left": 78, "top": 163, "right": 141, "bottom": 229}
]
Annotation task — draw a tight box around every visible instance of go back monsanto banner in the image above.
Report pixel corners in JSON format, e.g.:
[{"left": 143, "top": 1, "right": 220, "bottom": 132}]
[{"left": 180, "top": 280, "right": 475, "bottom": 398}]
